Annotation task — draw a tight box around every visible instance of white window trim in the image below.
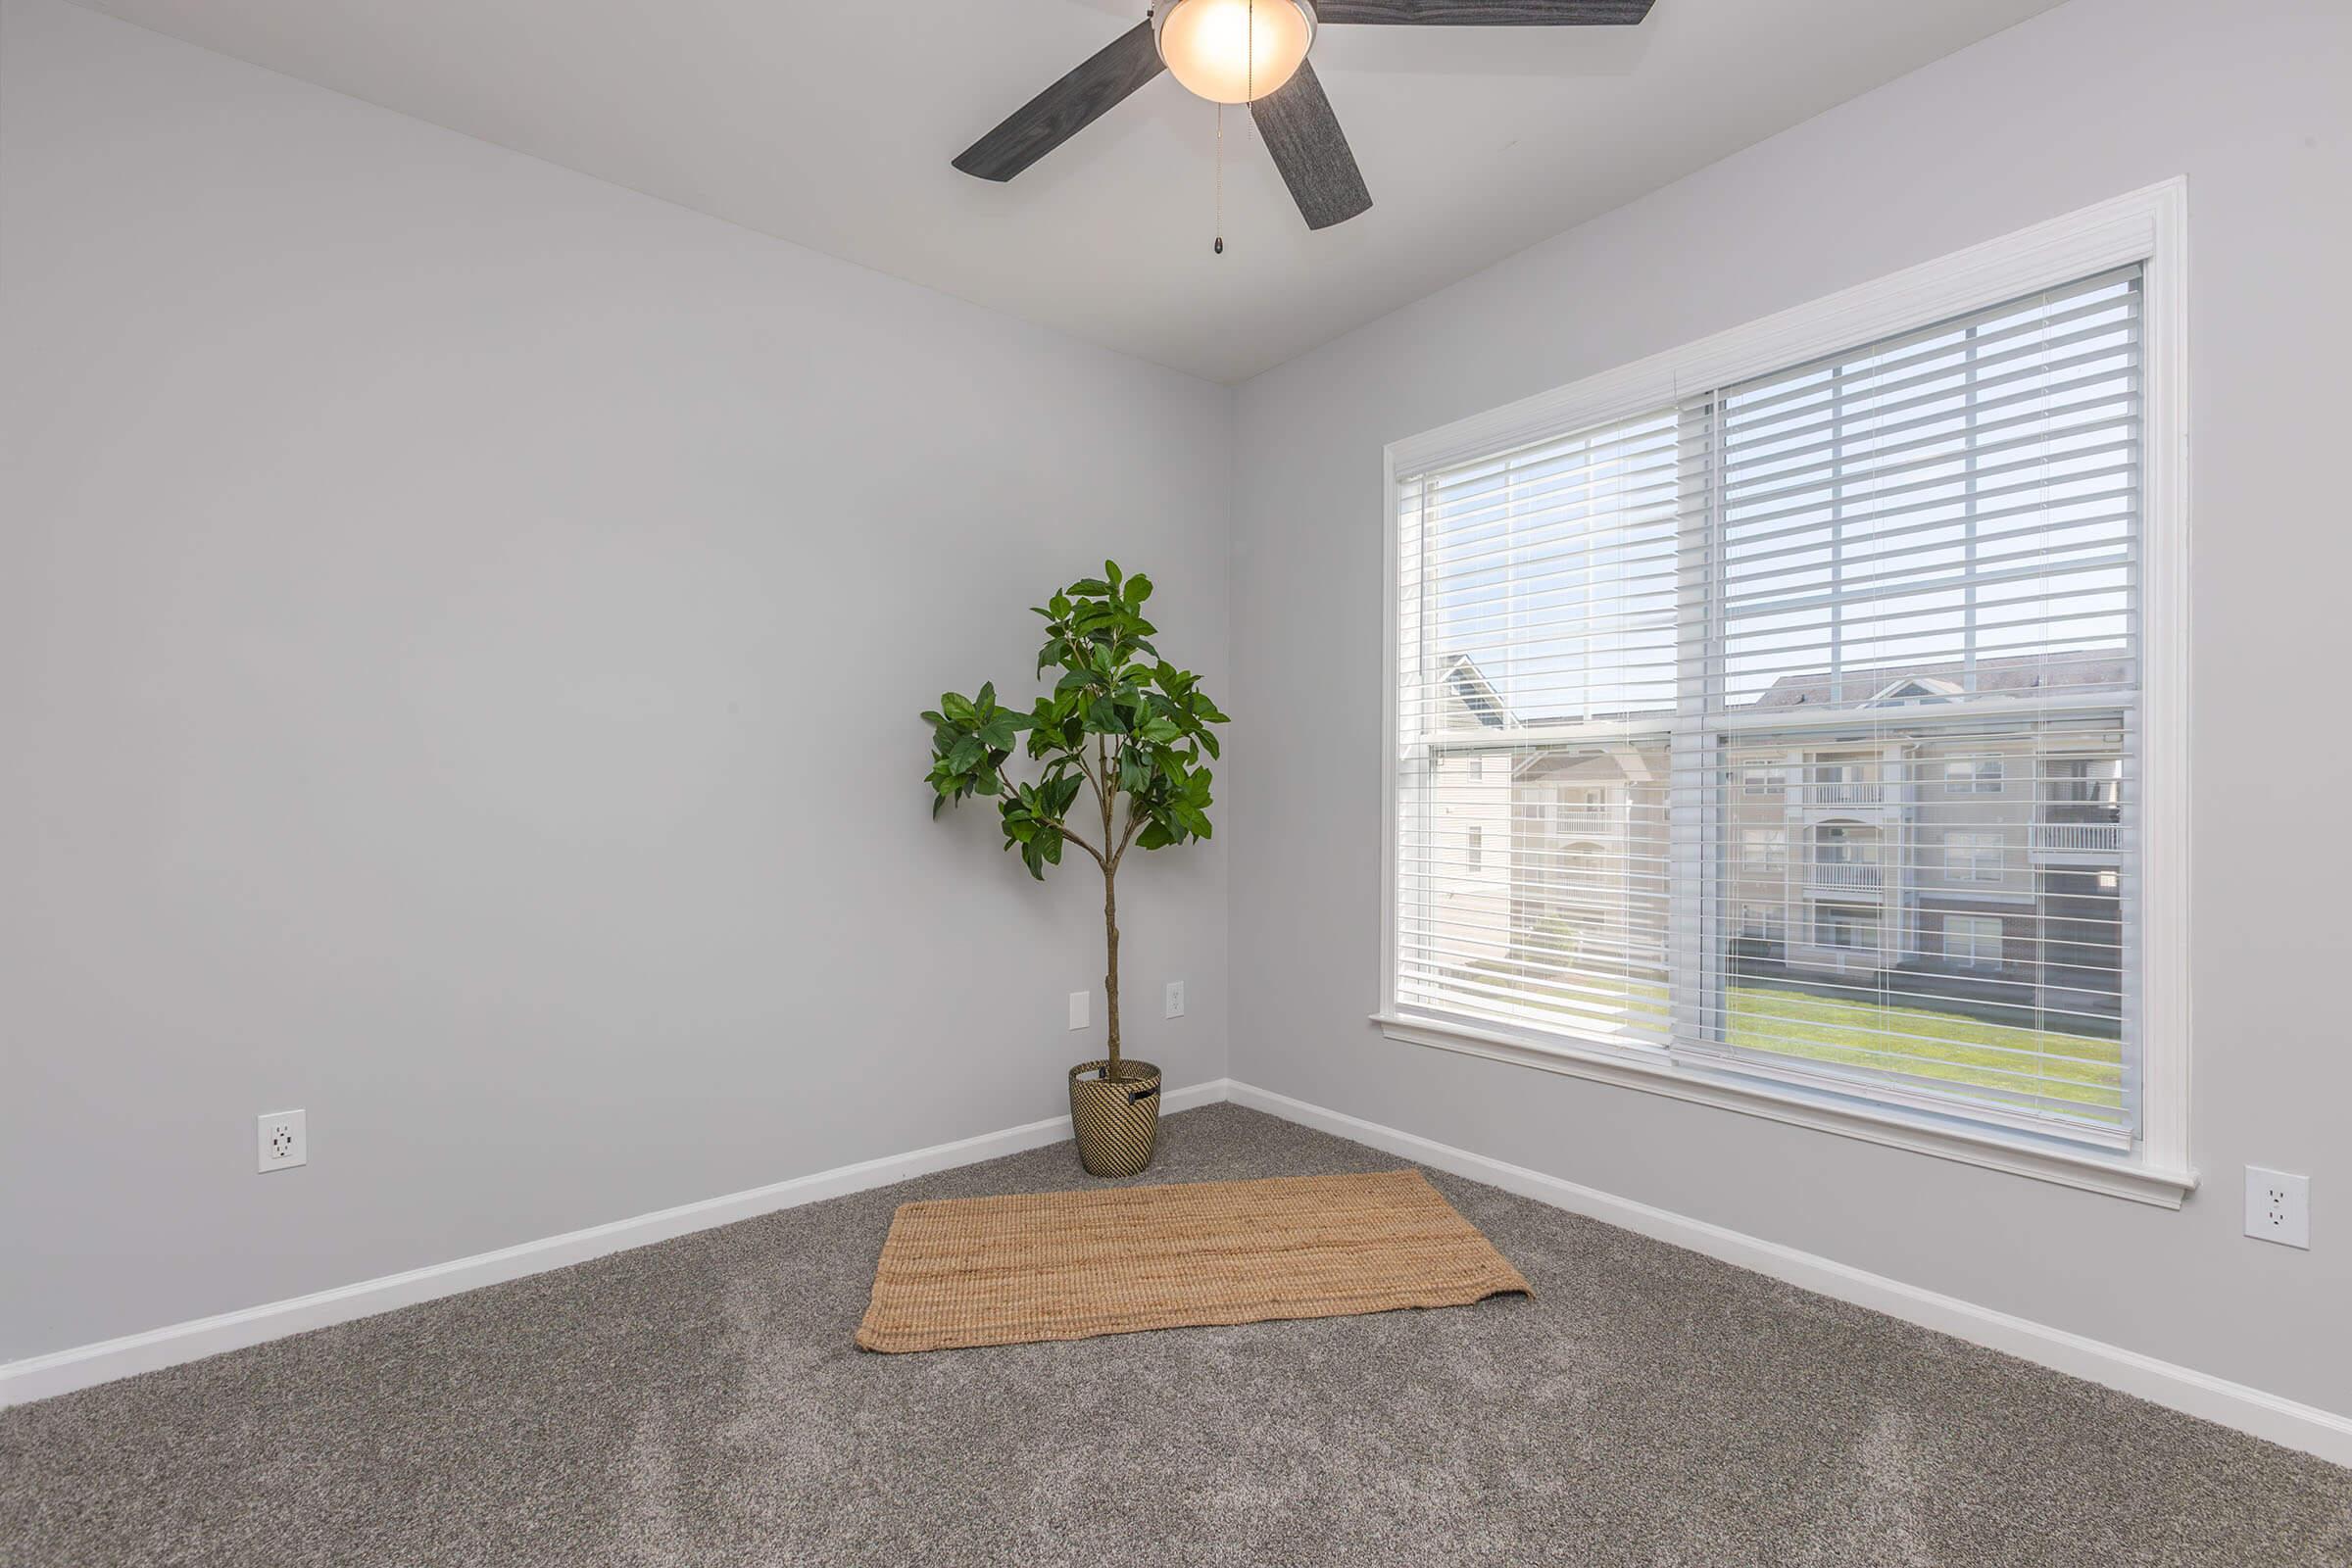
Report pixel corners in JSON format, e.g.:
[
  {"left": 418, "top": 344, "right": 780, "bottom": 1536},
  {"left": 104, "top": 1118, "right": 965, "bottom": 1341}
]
[{"left": 1375, "top": 180, "right": 2192, "bottom": 1206}]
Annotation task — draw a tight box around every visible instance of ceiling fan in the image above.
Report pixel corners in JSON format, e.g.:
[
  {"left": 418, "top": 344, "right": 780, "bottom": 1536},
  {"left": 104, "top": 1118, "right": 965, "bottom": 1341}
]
[{"left": 954, "top": 1, "right": 1657, "bottom": 231}]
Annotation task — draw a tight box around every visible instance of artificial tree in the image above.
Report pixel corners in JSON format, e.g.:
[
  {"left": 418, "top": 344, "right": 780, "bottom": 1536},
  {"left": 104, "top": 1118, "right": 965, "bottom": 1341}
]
[{"left": 922, "top": 562, "right": 1228, "bottom": 1077}]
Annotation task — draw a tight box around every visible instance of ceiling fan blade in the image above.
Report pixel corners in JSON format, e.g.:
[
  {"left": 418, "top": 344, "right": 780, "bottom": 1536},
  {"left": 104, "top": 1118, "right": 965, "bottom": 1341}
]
[
  {"left": 954, "top": 23, "right": 1167, "bottom": 182},
  {"left": 1314, "top": 0, "right": 1654, "bottom": 23},
  {"left": 1250, "top": 62, "right": 1372, "bottom": 231}
]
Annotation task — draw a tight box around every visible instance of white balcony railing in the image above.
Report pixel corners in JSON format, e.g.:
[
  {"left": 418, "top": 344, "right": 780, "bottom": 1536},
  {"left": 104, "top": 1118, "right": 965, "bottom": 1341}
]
[
  {"left": 2032, "top": 822, "right": 2122, "bottom": 855},
  {"left": 1809, "top": 861, "right": 1884, "bottom": 889},
  {"left": 1808, "top": 782, "right": 1884, "bottom": 805}
]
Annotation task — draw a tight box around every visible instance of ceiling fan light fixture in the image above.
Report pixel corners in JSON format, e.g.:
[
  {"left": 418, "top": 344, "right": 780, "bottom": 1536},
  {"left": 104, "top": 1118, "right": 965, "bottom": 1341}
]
[{"left": 1154, "top": 0, "right": 1316, "bottom": 106}]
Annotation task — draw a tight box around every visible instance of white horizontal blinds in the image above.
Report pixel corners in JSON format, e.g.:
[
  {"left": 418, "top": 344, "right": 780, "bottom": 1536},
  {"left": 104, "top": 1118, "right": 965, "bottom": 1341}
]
[
  {"left": 1394, "top": 410, "right": 1690, "bottom": 1047},
  {"left": 1696, "top": 269, "right": 2143, "bottom": 1146},
  {"left": 1390, "top": 268, "right": 2145, "bottom": 1152},
  {"left": 1714, "top": 268, "right": 2141, "bottom": 707}
]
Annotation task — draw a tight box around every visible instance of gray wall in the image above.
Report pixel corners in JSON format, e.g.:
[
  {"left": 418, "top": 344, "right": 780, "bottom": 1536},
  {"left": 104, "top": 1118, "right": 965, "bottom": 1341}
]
[
  {"left": 1228, "top": 0, "right": 2352, "bottom": 1414},
  {"left": 0, "top": 0, "right": 1232, "bottom": 1361}
]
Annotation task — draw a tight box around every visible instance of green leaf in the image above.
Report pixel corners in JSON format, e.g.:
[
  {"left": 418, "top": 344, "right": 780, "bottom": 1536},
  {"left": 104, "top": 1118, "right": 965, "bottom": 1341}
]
[
  {"left": 1124, "top": 573, "right": 1152, "bottom": 606},
  {"left": 946, "top": 736, "right": 984, "bottom": 772},
  {"left": 976, "top": 680, "right": 996, "bottom": 710}
]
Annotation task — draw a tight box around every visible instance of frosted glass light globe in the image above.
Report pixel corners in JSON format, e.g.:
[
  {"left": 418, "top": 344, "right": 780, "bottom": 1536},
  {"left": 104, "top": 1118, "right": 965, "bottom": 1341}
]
[{"left": 1154, "top": 0, "right": 1316, "bottom": 106}]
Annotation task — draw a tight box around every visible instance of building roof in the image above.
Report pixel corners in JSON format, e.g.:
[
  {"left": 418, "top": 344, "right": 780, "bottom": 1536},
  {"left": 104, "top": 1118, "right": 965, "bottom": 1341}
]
[
  {"left": 1747, "top": 653, "right": 2132, "bottom": 710},
  {"left": 1433, "top": 650, "right": 2132, "bottom": 730}
]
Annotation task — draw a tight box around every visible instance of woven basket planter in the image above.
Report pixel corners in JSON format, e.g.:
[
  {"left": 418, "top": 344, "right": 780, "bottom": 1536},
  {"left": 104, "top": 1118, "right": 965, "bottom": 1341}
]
[{"left": 1067, "top": 1058, "right": 1162, "bottom": 1178}]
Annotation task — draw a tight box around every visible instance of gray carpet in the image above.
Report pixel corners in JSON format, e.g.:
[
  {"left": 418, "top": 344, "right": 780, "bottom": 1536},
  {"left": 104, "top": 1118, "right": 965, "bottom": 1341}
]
[{"left": 5, "top": 1104, "right": 2347, "bottom": 1567}]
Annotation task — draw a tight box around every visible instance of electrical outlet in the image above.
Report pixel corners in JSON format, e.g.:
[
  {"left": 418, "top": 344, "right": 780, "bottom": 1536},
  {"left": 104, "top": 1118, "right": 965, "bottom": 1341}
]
[
  {"left": 257, "top": 1109, "right": 307, "bottom": 1173},
  {"left": 1164, "top": 980, "right": 1186, "bottom": 1019},
  {"left": 1067, "top": 991, "right": 1090, "bottom": 1031},
  {"left": 2244, "top": 1166, "right": 2309, "bottom": 1250}
]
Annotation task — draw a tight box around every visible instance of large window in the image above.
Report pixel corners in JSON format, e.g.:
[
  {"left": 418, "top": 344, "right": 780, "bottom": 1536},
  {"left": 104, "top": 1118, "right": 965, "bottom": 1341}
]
[{"left": 1387, "top": 194, "right": 2185, "bottom": 1192}]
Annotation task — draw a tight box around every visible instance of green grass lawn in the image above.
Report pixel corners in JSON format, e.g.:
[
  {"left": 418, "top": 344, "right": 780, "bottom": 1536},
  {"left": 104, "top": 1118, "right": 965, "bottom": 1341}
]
[
  {"left": 1722, "top": 984, "right": 2123, "bottom": 1120},
  {"left": 1464, "top": 958, "right": 2125, "bottom": 1123}
]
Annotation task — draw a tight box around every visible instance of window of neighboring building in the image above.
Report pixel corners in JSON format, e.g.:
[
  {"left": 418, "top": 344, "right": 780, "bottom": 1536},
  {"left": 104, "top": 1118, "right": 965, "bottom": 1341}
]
[
  {"left": 1464, "top": 826, "right": 1484, "bottom": 873},
  {"left": 1386, "top": 195, "right": 2184, "bottom": 1189},
  {"left": 1946, "top": 830, "right": 2005, "bottom": 882},
  {"left": 1944, "top": 758, "right": 2005, "bottom": 794},
  {"left": 2044, "top": 757, "right": 2123, "bottom": 807},
  {"left": 1944, "top": 915, "right": 2005, "bottom": 968},
  {"left": 1816, "top": 905, "right": 1878, "bottom": 951}
]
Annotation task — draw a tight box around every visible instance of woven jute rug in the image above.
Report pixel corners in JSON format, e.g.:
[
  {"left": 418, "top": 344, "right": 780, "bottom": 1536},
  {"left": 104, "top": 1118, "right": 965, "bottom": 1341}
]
[{"left": 855, "top": 1168, "right": 1531, "bottom": 1353}]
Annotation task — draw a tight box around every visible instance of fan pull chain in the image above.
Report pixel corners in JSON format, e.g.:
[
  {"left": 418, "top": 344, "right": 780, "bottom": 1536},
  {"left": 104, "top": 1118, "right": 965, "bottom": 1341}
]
[{"left": 1212, "top": 0, "right": 1253, "bottom": 257}]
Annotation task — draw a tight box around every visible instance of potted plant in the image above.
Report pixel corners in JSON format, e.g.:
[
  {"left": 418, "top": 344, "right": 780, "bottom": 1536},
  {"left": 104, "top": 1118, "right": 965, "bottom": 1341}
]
[{"left": 922, "top": 562, "right": 1228, "bottom": 1177}]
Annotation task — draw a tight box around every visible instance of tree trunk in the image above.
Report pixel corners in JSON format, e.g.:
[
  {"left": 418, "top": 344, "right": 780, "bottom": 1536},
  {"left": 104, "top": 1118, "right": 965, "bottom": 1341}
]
[{"left": 1102, "top": 867, "right": 1121, "bottom": 1072}]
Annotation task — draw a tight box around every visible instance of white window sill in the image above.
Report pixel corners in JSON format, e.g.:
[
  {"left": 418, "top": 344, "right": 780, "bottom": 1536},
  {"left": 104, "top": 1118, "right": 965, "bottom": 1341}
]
[{"left": 1369, "top": 1011, "right": 2197, "bottom": 1208}]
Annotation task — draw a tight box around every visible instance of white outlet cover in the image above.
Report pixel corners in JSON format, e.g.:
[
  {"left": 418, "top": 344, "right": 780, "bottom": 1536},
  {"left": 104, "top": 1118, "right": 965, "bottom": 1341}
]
[
  {"left": 1067, "top": 991, "right": 1090, "bottom": 1032},
  {"left": 2244, "top": 1165, "right": 2310, "bottom": 1250},
  {"left": 1164, "top": 980, "right": 1186, "bottom": 1019},
  {"left": 258, "top": 1109, "right": 308, "bottom": 1172}
]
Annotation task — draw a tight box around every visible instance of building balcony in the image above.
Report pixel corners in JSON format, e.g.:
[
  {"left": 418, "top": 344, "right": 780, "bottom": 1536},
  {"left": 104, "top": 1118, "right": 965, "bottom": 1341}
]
[
  {"left": 1807, "top": 782, "right": 1885, "bottom": 806},
  {"left": 1806, "top": 861, "right": 1884, "bottom": 891},
  {"left": 2031, "top": 821, "right": 2121, "bottom": 860}
]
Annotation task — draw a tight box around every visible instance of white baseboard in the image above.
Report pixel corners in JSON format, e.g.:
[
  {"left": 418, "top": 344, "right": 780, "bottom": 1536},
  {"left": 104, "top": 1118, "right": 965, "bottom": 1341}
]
[
  {"left": 0, "top": 1078, "right": 1230, "bottom": 1408},
  {"left": 1227, "top": 1079, "right": 2352, "bottom": 1469},
  {"left": 15, "top": 1076, "right": 2348, "bottom": 1471}
]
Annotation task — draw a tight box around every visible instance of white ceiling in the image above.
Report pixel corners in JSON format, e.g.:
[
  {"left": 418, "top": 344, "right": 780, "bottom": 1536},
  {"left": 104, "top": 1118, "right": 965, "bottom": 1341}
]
[{"left": 71, "top": 0, "right": 2065, "bottom": 383}]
